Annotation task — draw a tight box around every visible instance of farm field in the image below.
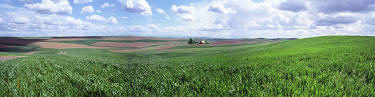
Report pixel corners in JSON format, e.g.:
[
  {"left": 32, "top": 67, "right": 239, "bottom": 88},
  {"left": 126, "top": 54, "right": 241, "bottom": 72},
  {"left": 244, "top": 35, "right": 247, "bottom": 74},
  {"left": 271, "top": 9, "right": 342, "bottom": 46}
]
[{"left": 0, "top": 36, "right": 375, "bottom": 96}]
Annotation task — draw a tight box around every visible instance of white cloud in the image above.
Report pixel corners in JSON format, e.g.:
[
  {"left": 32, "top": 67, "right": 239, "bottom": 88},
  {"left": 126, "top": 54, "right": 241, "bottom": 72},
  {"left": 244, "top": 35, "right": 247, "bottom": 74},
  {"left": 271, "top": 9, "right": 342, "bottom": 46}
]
[
  {"left": 0, "top": 4, "right": 153, "bottom": 36},
  {"left": 208, "top": 1, "right": 235, "bottom": 14},
  {"left": 171, "top": 5, "right": 195, "bottom": 21},
  {"left": 86, "top": 14, "right": 107, "bottom": 22},
  {"left": 0, "top": 5, "right": 100, "bottom": 36},
  {"left": 163, "top": 0, "right": 319, "bottom": 38},
  {"left": 101, "top": 2, "right": 115, "bottom": 8},
  {"left": 156, "top": 8, "right": 165, "bottom": 14},
  {"left": 81, "top": 6, "right": 95, "bottom": 14},
  {"left": 311, "top": 0, "right": 375, "bottom": 13},
  {"left": 278, "top": 0, "right": 307, "bottom": 12},
  {"left": 2, "top": 0, "right": 375, "bottom": 38},
  {"left": 156, "top": 8, "right": 170, "bottom": 19},
  {"left": 14, "top": 16, "right": 31, "bottom": 23},
  {"left": 118, "top": 0, "right": 152, "bottom": 16},
  {"left": 162, "top": 0, "right": 375, "bottom": 38},
  {"left": 96, "top": 10, "right": 102, "bottom": 13},
  {"left": 107, "top": 16, "right": 119, "bottom": 24},
  {"left": 126, "top": 25, "right": 149, "bottom": 32},
  {"left": 86, "top": 15, "right": 119, "bottom": 24},
  {"left": 18, "top": 0, "right": 35, "bottom": 3},
  {"left": 121, "top": 16, "right": 128, "bottom": 19},
  {"left": 171, "top": 5, "right": 193, "bottom": 14},
  {"left": 74, "top": 0, "right": 93, "bottom": 4},
  {"left": 24, "top": 0, "right": 72, "bottom": 15}
]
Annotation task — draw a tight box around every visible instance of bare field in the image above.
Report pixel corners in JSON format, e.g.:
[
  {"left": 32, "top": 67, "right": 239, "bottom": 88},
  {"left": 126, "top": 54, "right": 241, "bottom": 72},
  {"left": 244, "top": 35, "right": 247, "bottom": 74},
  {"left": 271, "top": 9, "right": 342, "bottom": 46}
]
[
  {"left": 0, "top": 44, "right": 12, "bottom": 48},
  {"left": 45, "top": 38, "right": 88, "bottom": 42},
  {"left": 100, "top": 36, "right": 184, "bottom": 41},
  {"left": 32, "top": 42, "right": 108, "bottom": 49},
  {"left": 92, "top": 41, "right": 184, "bottom": 48}
]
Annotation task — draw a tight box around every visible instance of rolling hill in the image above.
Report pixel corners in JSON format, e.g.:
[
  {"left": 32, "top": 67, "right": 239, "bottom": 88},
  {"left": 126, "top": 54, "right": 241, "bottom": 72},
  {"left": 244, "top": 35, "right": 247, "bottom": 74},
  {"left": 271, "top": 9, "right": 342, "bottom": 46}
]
[{"left": 0, "top": 36, "right": 374, "bottom": 96}]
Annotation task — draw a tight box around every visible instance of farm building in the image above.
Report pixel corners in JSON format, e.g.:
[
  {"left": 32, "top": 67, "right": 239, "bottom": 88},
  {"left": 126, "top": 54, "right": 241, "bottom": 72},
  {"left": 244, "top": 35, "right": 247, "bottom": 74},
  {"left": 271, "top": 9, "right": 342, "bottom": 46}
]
[
  {"left": 199, "top": 40, "right": 210, "bottom": 44},
  {"left": 188, "top": 38, "right": 210, "bottom": 45}
]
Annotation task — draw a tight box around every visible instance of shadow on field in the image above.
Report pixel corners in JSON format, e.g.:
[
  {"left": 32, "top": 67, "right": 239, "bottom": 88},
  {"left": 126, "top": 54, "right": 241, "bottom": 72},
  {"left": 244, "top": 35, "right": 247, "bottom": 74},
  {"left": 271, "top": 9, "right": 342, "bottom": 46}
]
[{"left": 0, "top": 37, "right": 47, "bottom": 53}]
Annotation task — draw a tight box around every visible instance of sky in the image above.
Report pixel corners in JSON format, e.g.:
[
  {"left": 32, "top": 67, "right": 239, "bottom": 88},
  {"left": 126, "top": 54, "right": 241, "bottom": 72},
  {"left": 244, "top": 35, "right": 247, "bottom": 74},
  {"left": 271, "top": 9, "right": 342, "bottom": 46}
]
[{"left": 0, "top": 0, "right": 375, "bottom": 38}]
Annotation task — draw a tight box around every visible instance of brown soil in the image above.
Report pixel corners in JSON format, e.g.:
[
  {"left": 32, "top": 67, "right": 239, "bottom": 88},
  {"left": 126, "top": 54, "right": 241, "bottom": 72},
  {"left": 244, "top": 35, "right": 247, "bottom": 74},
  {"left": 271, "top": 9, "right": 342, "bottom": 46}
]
[
  {"left": 0, "top": 44, "right": 13, "bottom": 48},
  {"left": 0, "top": 56, "right": 26, "bottom": 62},
  {"left": 100, "top": 36, "right": 185, "bottom": 41},
  {"left": 45, "top": 38, "right": 87, "bottom": 42},
  {"left": 23, "top": 51, "right": 39, "bottom": 54},
  {"left": 0, "top": 37, "right": 46, "bottom": 46},
  {"left": 212, "top": 40, "right": 257, "bottom": 46},
  {"left": 92, "top": 42, "right": 184, "bottom": 48},
  {"left": 111, "top": 44, "right": 186, "bottom": 52},
  {"left": 32, "top": 42, "right": 107, "bottom": 49},
  {"left": 99, "top": 38, "right": 143, "bottom": 41}
]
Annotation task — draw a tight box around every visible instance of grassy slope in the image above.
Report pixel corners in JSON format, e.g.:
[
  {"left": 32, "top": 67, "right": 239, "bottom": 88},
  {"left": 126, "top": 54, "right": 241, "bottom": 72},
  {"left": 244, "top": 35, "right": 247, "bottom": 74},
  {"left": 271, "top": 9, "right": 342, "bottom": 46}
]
[{"left": 1, "top": 36, "right": 375, "bottom": 96}]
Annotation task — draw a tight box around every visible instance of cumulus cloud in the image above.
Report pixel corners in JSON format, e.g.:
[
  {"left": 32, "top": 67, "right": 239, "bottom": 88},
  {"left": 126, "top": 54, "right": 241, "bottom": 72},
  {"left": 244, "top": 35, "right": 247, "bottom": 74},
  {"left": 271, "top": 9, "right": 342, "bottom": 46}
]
[
  {"left": 312, "top": 0, "right": 375, "bottom": 13},
  {"left": 121, "top": 16, "right": 128, "bottom": 19},
  {"left": 107, "top": 16, "right": 119, "bottom": 24},
  {"left": 19, "top": 0, "right": 36, "bottom": 3},
  {"left": 3, "top": 0, "right": 375, "bottom": 38},
  {"left": 0, "top": 4, "right": 151, "bottom": 37},
  {"left": 118, "top": 0, "right": 152, "bottom": 16},
  {"left": 171, "top": 5, "right": 196, "bottom": 21},
  {"left": 171, "top": 5, "right": 193, "bottom": 14},
  {"left": 101, "top": 2, "right": 115, "bottom": 8},
  {"left": 73, "top": 0, "right": 93, "bottom": 4},
  {"left": 96, "top": 10, "right": 101, "bottom": 13},
  {"left": 24, "top": 0, "right": 72, "bottom": 15},
  {"left": 156, "top": 8, "right": 170, "bottom": 19},
  {"left": 364, "top": 14, "right": 375, "bottom": 26},
  {"left": 86, "top": 15, "right": 119, "bottom": 24},
  {"left": 278, "top": 0, "right": 307, "bottom": 12},
  {"left": 156, "top": 0, "right": 375, "bottom": 38},
  {"left": 315, "top": 16, "right": 357, "bottom": 26},
  {"left": 126, "top": 25, "right": 149, "bottom": 32},
  {"left": 81, "top": 6, "right": 95, "bottom": 14},
  {"left": 0, "top": 4, "right": 98, "bottom": 36},
  {"left": 86, "top": 14, "right": 107, "bottom": 22},
  {"left": 208, "top": 1, "right": 235, "bottom": 14},
  {"left": 279, "top": 0, "right": 375, "bottom": 13},
  {"left": 156, "top": 8, "right": 165, "bottom": 14}
]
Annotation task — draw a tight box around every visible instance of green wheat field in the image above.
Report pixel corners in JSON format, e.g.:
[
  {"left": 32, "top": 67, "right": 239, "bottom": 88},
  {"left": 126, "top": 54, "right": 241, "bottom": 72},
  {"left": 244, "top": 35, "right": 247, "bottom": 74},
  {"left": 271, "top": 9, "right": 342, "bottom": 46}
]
[{"left": 1, "top": 36, "right": 375, "bottom": 96}]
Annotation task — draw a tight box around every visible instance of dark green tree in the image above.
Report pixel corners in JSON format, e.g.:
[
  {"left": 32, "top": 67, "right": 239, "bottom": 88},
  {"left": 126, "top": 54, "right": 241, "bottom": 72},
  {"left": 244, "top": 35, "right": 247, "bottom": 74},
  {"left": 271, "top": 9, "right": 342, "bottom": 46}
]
[{"left": 188, "top": 38, "right": 193, "bottom": 44}]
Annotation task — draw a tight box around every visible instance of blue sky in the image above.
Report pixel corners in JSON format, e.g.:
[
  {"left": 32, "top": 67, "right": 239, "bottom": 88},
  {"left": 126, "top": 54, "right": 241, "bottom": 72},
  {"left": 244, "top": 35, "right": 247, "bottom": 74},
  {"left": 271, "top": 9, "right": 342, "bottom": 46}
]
[{"left": 0, "top": 0, "right": 375, "bottom": 38}]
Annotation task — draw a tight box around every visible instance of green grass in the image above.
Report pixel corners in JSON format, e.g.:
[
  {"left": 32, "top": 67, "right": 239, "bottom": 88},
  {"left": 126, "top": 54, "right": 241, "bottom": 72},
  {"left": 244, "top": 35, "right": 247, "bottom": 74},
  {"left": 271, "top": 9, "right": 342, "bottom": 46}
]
[{"left": 1, "top": 36, "right": 375, "bottom": 96}]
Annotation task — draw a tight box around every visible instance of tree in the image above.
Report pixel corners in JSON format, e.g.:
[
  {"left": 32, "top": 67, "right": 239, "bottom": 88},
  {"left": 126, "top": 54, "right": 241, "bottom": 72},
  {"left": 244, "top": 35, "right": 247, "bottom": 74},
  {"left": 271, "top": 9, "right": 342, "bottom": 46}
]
[{"left": 188, "top": 38, "right": 193, "bottom": 45}]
